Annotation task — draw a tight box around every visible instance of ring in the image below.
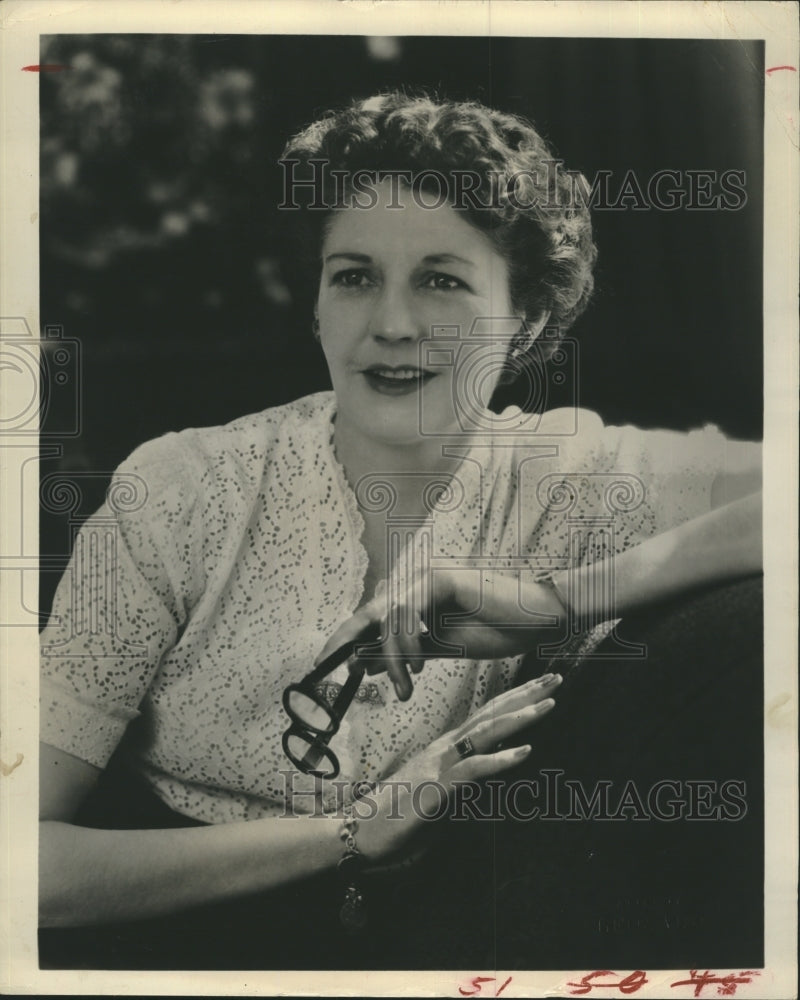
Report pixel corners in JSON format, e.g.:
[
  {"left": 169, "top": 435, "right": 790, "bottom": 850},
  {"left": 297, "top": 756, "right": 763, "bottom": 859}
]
[{"left": 454, "top": 736, "right": 476, "bottom": 760}]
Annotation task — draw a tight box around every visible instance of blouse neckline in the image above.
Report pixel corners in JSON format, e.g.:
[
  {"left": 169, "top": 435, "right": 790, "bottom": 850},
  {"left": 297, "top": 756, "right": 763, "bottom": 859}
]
[{"left": 316, "top": 392, "right": 501, "bottom": 608}]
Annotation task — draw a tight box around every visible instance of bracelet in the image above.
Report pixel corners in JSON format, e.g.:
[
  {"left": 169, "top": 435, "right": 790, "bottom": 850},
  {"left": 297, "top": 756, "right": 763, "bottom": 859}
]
[
  {"left": 337, "top": 802, "right": 367, "bottom": 933},
  {"left": 533, "top": 569, "right": 569, "bottom": 614}
]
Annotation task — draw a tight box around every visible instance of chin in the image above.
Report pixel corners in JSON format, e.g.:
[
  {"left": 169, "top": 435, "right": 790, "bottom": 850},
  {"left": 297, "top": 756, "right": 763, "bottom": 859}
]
[
  {"left": 334, "top": 374, "right": 464, "bottom": 444},
  {"left": 358, "top": 412, "right": 427, "bottom": 446}
]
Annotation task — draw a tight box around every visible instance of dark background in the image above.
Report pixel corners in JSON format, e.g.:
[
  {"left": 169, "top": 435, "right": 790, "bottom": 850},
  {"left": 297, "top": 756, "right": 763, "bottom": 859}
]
[{"left": 39, "top": 35, "right": 764, "bottom": 613}]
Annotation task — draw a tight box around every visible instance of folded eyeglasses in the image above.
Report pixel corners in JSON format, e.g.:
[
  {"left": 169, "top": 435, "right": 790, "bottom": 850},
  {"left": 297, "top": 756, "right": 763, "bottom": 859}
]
[{"left": 281, "top": 627, "right": 381, "bottom": 780}]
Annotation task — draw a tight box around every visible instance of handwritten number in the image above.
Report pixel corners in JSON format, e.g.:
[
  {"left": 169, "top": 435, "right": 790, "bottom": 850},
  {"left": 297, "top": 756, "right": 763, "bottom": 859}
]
[
  {"left": 458, "top": 976, "right": 496, "bottom": 997},
  {"left": 457, "top": 975, "right": 514, "bottom": 997},
  {"left": 567, "top": 970, "right": 648, "bottom": 995},
  {"left": 670, "top": 969, "right": 761, "bottom": 997},
  {"left": 619, "top": 970, "right": 648, "bottom": 994},
  {"left": 560, "top": 968, "right": 761, "bottom": 997}
]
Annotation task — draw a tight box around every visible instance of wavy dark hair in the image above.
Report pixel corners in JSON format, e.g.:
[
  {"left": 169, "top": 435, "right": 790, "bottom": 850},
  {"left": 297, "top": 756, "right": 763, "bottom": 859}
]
[{"left": 280, "top": 91, "right": 598, "bottom": 356}]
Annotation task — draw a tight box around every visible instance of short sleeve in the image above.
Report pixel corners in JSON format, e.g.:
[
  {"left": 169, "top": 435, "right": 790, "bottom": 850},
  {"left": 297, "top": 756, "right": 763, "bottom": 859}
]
[
  {"left": 40, "top": 434, "right": 205, "bottom": 768},
  {"left": 520, "top": 408, "right": 760, "bottom": 565},
  {"left": 598, "top": 419, "right": 759, "bottom": 537},
  {"left": 598, "top": 424, "right": 726, "bottom": 534}
]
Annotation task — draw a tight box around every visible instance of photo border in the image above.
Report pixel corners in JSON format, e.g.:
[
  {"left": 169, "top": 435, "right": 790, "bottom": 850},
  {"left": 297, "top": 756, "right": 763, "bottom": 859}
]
[{"left": 1, "top": 1, "right": 797, "bottom": 996}]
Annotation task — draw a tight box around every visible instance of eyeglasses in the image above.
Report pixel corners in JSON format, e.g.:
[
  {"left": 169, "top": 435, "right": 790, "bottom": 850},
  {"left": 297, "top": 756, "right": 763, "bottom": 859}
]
[{"left": 282, "top": 627, "right": 379, "bottom": 779}]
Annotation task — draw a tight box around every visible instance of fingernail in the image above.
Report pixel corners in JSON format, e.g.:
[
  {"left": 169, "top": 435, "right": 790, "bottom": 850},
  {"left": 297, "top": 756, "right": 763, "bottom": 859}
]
[
  {"left": 535, "top": 673, "right": 554, "bottom": 685},
  {"left": 393, "top": 679, "right": 405, "bottom": 699},
  {"left": 536, "top": 698, "right": 555, "bottom": 713},
  {"left": 514, "top": 744, "right": 532, "bottom": 758}
]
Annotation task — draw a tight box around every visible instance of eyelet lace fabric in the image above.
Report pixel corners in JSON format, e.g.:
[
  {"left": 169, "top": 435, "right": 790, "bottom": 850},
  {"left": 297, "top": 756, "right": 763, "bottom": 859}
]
[{"left": 40, "top": 391, "right": 752, "bottom": 823}]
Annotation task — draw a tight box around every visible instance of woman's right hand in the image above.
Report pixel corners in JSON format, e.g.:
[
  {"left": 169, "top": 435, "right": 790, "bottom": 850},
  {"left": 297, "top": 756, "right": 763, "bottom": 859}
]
[
  {"left": 315, "top": 567, "right": 567, "bottom": 701},
  {"left": 356, "top": 672, "right": 562, "bottom": 862},
  {"left": 39, "top": 674, "right": 560, "bottom": 927}
]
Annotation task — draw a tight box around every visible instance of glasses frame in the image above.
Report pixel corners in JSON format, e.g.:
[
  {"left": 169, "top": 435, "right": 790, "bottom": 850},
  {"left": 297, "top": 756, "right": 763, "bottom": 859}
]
[{"left": 282, "top": 629, "right": 376, "bottom": 779}]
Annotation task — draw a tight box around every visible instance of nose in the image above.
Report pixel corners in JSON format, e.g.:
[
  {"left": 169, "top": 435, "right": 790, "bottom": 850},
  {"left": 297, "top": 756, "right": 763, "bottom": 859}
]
[{"left": 368, "top": 286, "right": 423, "bottom": 344}]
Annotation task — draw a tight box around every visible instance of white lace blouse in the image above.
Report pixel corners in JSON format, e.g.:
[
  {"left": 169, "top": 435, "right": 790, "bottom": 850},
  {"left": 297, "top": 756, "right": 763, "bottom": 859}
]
[{"left": 40, "top": 391, "right": 750, "bottom": 823}]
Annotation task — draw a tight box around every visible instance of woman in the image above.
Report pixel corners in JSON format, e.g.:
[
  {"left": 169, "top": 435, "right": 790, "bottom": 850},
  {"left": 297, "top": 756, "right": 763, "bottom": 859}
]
[{"left": 39, "top": 92, "right": 762, "bottom": 968}]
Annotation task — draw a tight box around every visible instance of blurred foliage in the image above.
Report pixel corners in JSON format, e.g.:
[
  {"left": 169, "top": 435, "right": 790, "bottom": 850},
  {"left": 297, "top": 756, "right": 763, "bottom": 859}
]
[{"left": 40, "top": 35, "right": 296, "bottom": 350}]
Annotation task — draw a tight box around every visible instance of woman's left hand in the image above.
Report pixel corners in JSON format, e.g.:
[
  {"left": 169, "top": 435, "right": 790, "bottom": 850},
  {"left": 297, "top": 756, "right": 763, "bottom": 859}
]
[{"left": 315, "top": 569, "right": 565, "bottom": 701}]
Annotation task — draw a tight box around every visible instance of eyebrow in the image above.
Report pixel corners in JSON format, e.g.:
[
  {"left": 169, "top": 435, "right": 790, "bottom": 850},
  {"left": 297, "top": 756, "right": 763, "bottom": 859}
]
[
  {"left": 323, "top": 252, "right": 477, "bottom": 269},
  {"left": 324, "top": 252, "right": 372, "bottom": 265},
  {"left": 422, "top": 253, "right": 476, "bottom": 270}
]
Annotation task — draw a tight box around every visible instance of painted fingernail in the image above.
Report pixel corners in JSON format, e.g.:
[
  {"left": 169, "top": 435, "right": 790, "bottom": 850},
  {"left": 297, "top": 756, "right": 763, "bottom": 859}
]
[{"left": 418, "top": 618, "right": 429, "bottom": 635}]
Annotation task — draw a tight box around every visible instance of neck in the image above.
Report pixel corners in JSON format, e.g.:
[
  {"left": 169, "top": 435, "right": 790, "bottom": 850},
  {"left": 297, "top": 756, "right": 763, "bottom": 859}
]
[{"left": 332, "top": 414, "right": 472, "bottom": 512}]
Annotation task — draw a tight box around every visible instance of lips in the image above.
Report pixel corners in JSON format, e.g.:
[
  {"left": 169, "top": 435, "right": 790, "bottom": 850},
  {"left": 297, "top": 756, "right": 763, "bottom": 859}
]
[{"left": 361, "top": 364, "right": 437, "bottom": 395}]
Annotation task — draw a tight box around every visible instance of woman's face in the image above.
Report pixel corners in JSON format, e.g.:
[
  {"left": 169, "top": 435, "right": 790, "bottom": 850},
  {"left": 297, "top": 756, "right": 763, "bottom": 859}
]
[{"left": 316, "top": 178, "right": 521, "bottom": 446}]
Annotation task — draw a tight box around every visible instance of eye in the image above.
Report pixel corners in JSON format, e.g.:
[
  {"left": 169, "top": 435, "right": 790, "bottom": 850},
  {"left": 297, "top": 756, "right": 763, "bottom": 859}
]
[
  {"left": 422, "top": 272, "right": 470, "bottom": 292},
  {"left": 330, "top": 268, "right": 374, "bottom": 289}
]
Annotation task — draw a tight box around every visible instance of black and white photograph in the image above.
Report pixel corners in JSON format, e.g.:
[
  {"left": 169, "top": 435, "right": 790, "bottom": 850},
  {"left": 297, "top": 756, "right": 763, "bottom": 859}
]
[{"left": 0, "top": 1, "right": 797, "bottom": 996}]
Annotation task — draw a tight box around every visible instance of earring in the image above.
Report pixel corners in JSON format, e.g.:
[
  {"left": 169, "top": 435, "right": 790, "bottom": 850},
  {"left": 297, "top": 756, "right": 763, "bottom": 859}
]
[{"left": 510, "top": 326, "right": 535, "bottom": 359}]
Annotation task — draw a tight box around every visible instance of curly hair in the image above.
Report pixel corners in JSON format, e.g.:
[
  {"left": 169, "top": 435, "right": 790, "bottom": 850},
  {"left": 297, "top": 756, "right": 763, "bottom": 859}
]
[{"left": 280, "top": 91, "right": 598, "bottom": 350}]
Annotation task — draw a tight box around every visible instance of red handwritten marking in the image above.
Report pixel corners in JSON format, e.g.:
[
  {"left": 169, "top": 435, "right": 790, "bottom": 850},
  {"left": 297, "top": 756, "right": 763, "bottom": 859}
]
[
  {"left": 567, "top": 970, "right": 648, "bottom": 995},
  {"left": 459, "top": 977, "right": 496, "bottom": 997},
  {"left": 458, "top": 975, "right": 514, "bottom": 997},
  {"left": 670, "top": 969, "right": 761, "bottom": 997},
  {"left": 21, "top": 64, "right": 68, "bottom": 72},
  {"left": 766, "top": 65, "right": 797, "bottom": 74}
]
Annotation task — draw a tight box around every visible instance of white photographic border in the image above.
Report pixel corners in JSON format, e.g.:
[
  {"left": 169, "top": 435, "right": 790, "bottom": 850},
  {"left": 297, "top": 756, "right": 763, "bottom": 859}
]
[{"left": 1, "top": 1, "right": 797, "bottom": 996}]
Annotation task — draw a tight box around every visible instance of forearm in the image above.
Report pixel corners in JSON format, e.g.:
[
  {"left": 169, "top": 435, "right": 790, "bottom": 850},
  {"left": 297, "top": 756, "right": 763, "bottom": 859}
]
[
  {"left": 558, "top": 489, "right": 762, "bottom": 620},
  {"left": 39, "top": 813, "right": 343, "bottom": 928}
]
